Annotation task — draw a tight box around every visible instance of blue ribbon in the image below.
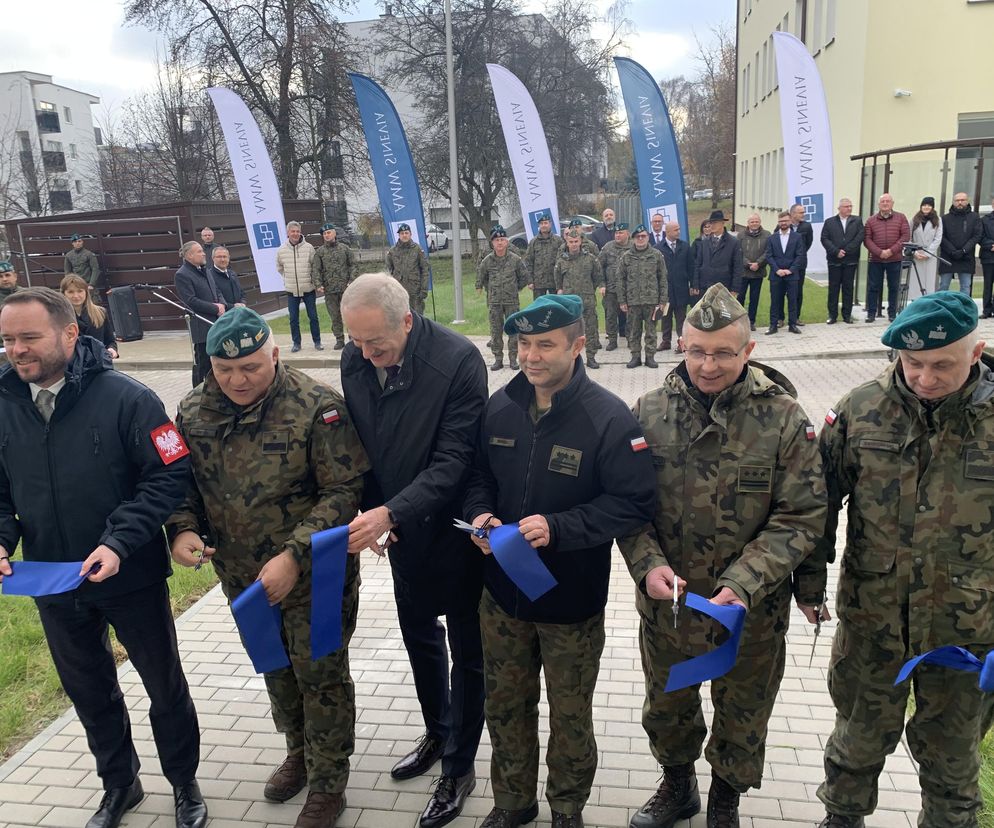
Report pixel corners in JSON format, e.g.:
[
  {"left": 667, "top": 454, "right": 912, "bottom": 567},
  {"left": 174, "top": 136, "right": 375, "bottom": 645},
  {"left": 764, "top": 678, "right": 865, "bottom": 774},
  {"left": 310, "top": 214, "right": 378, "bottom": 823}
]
[
  {"left": 1, "top": 561, "right": 90, "bottom": 597},
  {"left": 896, "top": 645, "right": 994, "bottom": 693},
  {"left": 311, "top": 526, "right": 349, "bottom": 660},
  {"left": 231, "top": 580, "right": 291, "bottom": 674},
  {"left": 664, "top": 593, "right": 747, "bottom": 693},
  {"left": 489, "top": 523, "right": 558, "bottom": 602}
]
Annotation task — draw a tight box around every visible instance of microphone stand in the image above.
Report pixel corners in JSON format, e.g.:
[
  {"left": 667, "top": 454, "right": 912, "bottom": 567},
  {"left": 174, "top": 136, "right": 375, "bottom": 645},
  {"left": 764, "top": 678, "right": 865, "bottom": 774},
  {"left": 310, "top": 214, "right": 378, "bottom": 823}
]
[
  {"left": 129, "top": 285, "right": 216, "bottom": 364},
  {"left": 903, "top": 246, "right": 952, "bottom": 298}
]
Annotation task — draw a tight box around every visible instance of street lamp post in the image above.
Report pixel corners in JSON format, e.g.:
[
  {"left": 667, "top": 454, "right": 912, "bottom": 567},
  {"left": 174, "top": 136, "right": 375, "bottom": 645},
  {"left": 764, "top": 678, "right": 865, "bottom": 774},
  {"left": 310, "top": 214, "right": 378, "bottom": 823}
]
[{"left": 444, "top": 0, "right": 465, "bottom": 323}]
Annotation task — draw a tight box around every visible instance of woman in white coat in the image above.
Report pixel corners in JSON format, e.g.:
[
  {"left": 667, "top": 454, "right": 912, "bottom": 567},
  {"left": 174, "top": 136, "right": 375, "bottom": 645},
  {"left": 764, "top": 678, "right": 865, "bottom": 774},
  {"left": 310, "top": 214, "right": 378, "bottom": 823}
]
[{"left": 908, "top": 196, "right": 943, "bottom": 300}]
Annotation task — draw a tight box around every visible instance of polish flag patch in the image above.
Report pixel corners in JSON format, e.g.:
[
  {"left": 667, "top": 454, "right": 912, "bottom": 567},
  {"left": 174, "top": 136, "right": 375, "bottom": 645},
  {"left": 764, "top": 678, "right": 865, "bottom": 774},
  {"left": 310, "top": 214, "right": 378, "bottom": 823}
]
[
  {"left": 805, "top": 424, "right": 816, "bottom": 441},
  {"left": 151, "top": 423, "right": 190, "bottom": 465},
  {"left": 825, "top": 408, "right": 838, "bottom": 426},
  {"left": 630, "top": 436, "right": 648, "bottom": 453},
  {"left": 322, "top": 409, "right": 340, "bottom": 425}
]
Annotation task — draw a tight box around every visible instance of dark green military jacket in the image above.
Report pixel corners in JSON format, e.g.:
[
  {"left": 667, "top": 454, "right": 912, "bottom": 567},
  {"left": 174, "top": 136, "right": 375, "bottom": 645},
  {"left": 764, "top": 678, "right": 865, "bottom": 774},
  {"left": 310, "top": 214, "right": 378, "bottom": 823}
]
[
  {"left": 168, "top": 362, "right": 369, "bottom": 604},
  {"left": 524, "top": 232, "right": 563, "bottom": 291},
  {"left": 820, "top": 356, "right": 994, "bottom": 656},
  {"left": 553, "top": 249, "right": 603, "bottom": 297},
  {"left": 619, "top": 360, "right": 826, "bottom": 651},
  {"left": 476, "top": 250, "right": 528, "bottom": 304},
  {"left": 0, "top": 285, "right": 19, "bottom": 312},
  {"left": 65, "top": 247, "right": 101, "bottom": 286},
  {"left": 387, "top": 240, "right": 429, "bottom": 300},
  {"left": 619, "top": 245, "right": 668, "bottom": 307},
  {"left": 598, "top": 240, "right": 631, "bottom": 295},
  {"left": 738, "top": 228, "right": 771, "bottom": 279},
  {"left": 311, "top": 241, "right": 357, "bottom": 293}
]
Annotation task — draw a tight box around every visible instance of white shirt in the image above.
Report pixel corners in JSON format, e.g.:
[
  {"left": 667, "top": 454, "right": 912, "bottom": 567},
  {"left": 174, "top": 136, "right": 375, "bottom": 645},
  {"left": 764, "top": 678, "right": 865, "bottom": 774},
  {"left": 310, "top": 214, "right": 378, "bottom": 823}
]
[
  {"left": 29, "top": 377, "right": 67, "bottom": 402},
  {"left": 779, "top": 230, "right": 791, "bottom": 253},
  {"left": 839, "top": 215, "right": 849, "bottom": 233}
]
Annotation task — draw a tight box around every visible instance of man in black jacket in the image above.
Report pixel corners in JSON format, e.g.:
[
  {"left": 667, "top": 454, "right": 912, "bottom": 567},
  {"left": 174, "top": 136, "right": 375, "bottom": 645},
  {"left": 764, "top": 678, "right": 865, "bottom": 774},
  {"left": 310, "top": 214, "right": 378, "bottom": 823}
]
[
  {"left": 820, "top": 198, "right": 865, "bottom": 324},
  {"left": 788, "top": 203, "right": 814, "bottom": 323},
  {"left": 939, "top": 192, "right": 982, "bottom": 294},
  {"left": 590, "top": 207, "right": 616, "bottom": 250},
  {"left": 656, "top": 221, "right": 695, "bottom": 352},
  {"left": 980, "top": 196, "right": 994, "bottom": 317},
  {"left": 695, "top": 210, "right": 743, "bottom": 293},
  {"left": 175, "top": 241, "right": 224, "bottom": 388},
  {"left": 0, "top": 288, "right": 206, "bottom": 828},
  {"left": 464, "top": 294, "right": 656, "bottom": 828},
  {"left": 340, "top": 273, "right": 488, "bottom": 828},
  {"left": 208, "top": 246, "right": 246, "bottom": 310}
]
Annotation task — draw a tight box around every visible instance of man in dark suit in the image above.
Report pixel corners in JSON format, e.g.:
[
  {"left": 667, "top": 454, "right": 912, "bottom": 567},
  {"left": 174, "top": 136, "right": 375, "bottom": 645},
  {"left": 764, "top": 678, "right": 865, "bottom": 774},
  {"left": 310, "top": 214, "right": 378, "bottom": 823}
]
[
  {"left": 765, "top": 211, "right": 806, "bottom": 335},
  {"left": 694, "top": 209, "right": 743, "bottom": 293},
  {"left": 789, "top": 203, "right": 814, "bottom": 324},
  {"left": 820, "top": 198, "right": 864, "bottom": 324},
  {"left": 174, "top": 241, "right": 223, "bottom": 387},
  {"left": 590, "top": 208, "right": 616, "bottom": 250},
  {"left": 656, "top": 220, "right": 694, "bottom": 352},
  {"left": 208, "top": 246, "right": 246, "bottom": 310}
]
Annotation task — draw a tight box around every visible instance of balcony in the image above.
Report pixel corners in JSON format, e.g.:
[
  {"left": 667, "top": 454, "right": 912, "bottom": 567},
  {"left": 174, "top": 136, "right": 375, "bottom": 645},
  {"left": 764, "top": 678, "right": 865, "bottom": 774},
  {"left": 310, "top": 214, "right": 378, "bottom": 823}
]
[
  {"left": 42, "top": 151, "right": 67, "bottom": 173},
  {"left": 36, "top": 111, "right": 61, "bottom": 134}
]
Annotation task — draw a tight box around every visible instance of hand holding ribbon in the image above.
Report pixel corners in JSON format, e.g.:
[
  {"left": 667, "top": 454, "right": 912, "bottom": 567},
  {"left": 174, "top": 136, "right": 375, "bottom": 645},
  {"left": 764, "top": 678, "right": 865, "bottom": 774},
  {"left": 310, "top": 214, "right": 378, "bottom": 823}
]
[
  {"left": 664, "top": 592, "right": 747, "bottom": 693},
  {"left": 896, "top": 646, "right": 994, "bottom": 693},
  {"left": 1, "top": 560, "right": 97, "bottom": 597}
]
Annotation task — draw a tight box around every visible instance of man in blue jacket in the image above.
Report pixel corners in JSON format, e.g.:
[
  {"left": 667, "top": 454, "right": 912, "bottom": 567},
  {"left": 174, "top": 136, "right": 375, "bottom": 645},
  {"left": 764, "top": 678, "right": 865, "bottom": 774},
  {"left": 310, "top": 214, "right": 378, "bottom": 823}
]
[
  {"left": 0, "top": 288, "right": 205, "bottom": 828},
  {"left": 765, "top": 211, "right": 806, "bottom": 335},
  {"left": 463, "top": 294, "right": 656, "bottom": 828}
]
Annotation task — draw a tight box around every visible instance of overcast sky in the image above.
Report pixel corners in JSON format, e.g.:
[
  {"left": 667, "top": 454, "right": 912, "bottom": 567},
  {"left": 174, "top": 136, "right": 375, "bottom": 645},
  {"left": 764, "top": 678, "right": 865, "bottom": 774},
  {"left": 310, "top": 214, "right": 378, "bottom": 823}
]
[{"left": 0, "top": 0, "right": 733, "bottom": 124}]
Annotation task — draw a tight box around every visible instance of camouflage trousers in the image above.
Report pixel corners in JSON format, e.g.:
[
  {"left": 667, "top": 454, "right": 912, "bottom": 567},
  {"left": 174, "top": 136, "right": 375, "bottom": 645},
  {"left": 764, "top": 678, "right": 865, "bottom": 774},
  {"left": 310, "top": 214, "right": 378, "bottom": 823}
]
[
  {"left": 219, "top": 555, "right": 360, "bottom": 794},
  {"left": 638, "top": 610, "right": 786, "bottom": 791},
  {"left": 578, "top": 294, "right": 600, "bottom": 359},
  {"left": 602, "top": 291, "right": 620, "bottom": 344},
  {"left": 479, "top": 588, "right": 605, "bottom": 815},
  {"left": 818, "top": 623, "right": 994, "bottom": 826},
  {"left": 488, "top": 302, "right": 520, "bottom": 361},
  {"left": 323, "top": 291, "right": 345, "bottom": 341},
  {"left": 627, "top": 304, "right": 658, "bottom": 358},
  {"left": 399, "top": 281, "right": 426, "bottom": 315}
]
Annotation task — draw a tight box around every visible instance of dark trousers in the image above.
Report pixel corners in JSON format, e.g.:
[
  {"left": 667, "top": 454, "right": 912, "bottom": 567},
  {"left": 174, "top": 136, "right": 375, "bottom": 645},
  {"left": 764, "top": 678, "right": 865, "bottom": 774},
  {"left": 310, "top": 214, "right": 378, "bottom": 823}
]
[
  {"left": 394, "top": 577, "right": 485, "bottom": 778},
  {"left": 287, "top": 291, "right": 322, "bottom": 346},
  {"left": 618, "top": 307, "right": 627, "bottom": 337},
  {"left": 659, "top": 304, "right": 687, "bottom": 348},
  {"left": 827, "top": 263, "right": 857, "bottom": 321},
  {"left": 797, "top": 268, "right": 806, "bottom": 316},
  {"left": 191, "top": 341, "right": 210, "bottom": 388},
  {"left": 983, "top": 263, "right": 994, "bottom": 315},
  {"left": 35, "top": 581, "right": 200, "bottom": 790},
  {"left": 867, "top": 261, "right": 902, "bottom": 320},
  {"left": 769, "top": 275, "right": 799, "bottom": 328},
  {"left": 737, "top": 278, "right": 763, "bottom": 324}
]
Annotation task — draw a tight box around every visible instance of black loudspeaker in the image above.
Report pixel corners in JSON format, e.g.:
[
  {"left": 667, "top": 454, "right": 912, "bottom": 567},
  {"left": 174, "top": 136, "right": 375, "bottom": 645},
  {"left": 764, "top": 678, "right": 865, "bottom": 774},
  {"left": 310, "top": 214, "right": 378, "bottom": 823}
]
[{"left": 107, "top": 285, "right": 144, "bottom": 342}]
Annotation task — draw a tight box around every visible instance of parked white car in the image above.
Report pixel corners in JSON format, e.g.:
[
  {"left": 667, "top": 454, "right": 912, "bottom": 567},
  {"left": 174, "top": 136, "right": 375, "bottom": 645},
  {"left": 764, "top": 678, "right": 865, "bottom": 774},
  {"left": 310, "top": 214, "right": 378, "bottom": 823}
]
[{"left": 426, "top": 223, "right": 450, "bottom": 251}]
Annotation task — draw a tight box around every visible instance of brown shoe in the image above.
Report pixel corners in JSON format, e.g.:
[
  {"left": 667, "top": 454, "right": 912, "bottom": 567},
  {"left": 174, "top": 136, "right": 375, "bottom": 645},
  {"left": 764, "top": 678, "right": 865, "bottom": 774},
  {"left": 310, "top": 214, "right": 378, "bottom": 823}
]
[
  {"left": 294, "top": 791, "right": 346, "bottom": 828},
  {"left": 264, "top": 753, "right": 307, "bottom": 802}
]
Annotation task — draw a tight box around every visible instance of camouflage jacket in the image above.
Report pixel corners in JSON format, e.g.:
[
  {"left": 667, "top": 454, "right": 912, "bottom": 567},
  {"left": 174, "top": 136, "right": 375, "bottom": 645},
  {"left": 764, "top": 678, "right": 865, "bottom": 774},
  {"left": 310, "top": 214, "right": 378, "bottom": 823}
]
[
  {"left": 311, "top": 241, "right": 357, "bottom": 293},
  {"left": 820, "top": 356, "right": 994, "bottom": 655},
  {"left": 0, "top": 285, "right": 19, "bottom": 312},
  {"left": 558, "top": 237, "right": 598, "bottom": 258},
  {"left": 64, "top": 248, "right": 101, "bottom": 286},
  {"left": 167, "top": 362, "right": 369, "bottom": 603},
  {"left": 387, "top": 240, "right": 429, "bottom": 299},
  {"left": 476, "top": 251, "right": 528, "bottom": 304},
  {"left": 598, "top": 240, "right": 632, "bottom": 294},
  {"left": 619, "top": 245, "right": 668, "bottom": 307},
  {"left": 524, "top": 232, "right": 563, "bottom": 290},
  {"left": 553, "top": 249, "right": 603, "bottom": 296},
  {"left": 619, "top": 360, "right": 826, "bottom": 650}
]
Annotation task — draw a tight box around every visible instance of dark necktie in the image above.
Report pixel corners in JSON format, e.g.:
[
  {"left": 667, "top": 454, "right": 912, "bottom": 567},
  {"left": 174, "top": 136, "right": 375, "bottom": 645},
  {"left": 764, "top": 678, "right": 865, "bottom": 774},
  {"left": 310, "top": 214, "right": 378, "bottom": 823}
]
[
  {"left": 711, "top": 234, "right": 719, "bottom": 250},
  {"left": 385, "top": 365, "right": 401, "bottom": 383},
  {"left": 35, "top": 389, "right": 56, "bottom": 423}
]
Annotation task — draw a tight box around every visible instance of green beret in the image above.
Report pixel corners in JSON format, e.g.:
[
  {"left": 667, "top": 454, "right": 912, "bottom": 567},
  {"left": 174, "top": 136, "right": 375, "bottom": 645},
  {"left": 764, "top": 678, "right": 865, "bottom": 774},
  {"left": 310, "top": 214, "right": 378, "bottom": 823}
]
[
  {"left": 632, "top": 224, "right": 648, "bottom": 236},
  {"left": 491, "top": 225, "right": 507, "bottom": 239},
  {"left": 504, "top": 294, "right": 583, "bottom": 336},
  {"left": 567, "top": 218, "right": 582, "bottom": 228},
  {"left": 397, "top": 223, "right": 411, "bottom": 232},
  {"left": 536, "top": 212, "right": 551, "bottom": 223},
  {"left": 321, "top": 223, "right": 336, "bottom": 232},
  {"left": 70, "top": 233, "right": 82, "bottom": 241},
  {"left": 0, "top": 261, "right": 13, "bottom": 273},
  {"left": 882, "top": 290, "right": 978, "bottom": 351},
  {"left": 615, "top": 222, "right": 629, "bottom": 231},
  {"left": 206, "top": 307, "right": 271, "bottom": 359},
  {"left": 686, "top": 284, "right": 748, "bottom": 332}
]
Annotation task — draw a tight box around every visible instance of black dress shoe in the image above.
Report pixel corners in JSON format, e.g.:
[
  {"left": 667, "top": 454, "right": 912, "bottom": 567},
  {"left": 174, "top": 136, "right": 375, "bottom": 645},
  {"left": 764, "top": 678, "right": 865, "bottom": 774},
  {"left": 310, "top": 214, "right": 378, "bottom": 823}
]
[
  {"left": 86, "top": 778, "right": 144, "bottom": 828},
  {"left": 864, "top": 316, "right": 875, "bottom": 323},
  {"left": 391, "top": 734, "right": 445, "bottom": 780},
  {"left": 420, "top": 772, "right": 476, "bottom": 828},
  {"left": 765, "top": 326, "right": 778, "bottom": 335},
  {"left": 788, "top": 325, "right": 802, "bottom": 334},
  {"left": 843, "top": 317, "right": 854, "bottom": 324},
  {"left": 175, "top": 780, "right": 208, "bottom": 828},
  {"left": 826, "top": 318, "right": 836, "bottom": 324}
]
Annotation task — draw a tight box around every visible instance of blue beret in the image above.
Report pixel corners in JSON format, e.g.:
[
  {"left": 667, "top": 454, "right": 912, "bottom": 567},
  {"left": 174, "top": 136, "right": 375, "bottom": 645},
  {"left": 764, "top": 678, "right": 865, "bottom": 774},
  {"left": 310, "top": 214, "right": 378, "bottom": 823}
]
[
  {"left": 882, "top": 291, "right": 978, "bottom": 351},
  {"left": 397, "top": 223, "right": 411, "bottom": 232},
  {"left": 504, "top": 294, "right": 583, "bottom": 336},
  {"left": 615, "top": 222, "right": 629, "bottom": 231},
  {"left": 633, "top": 224, "right": 648, "bottom": 235},
  {"left": 206, "top": 307, "right": 271, "bottom": 359},
  {"left": 0, "top": 261, "right": 13, "bottom": 273},
  {"left": 491, "top": 225, "right": 507, "bottom": 239},
  {"left": 321, "top": 223, "right": 336, "bottom": 232}
]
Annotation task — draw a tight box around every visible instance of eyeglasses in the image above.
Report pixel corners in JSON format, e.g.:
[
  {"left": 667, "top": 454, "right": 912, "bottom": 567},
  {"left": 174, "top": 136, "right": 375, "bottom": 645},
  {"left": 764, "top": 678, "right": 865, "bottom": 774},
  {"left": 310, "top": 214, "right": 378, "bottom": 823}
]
[{"left": 684, "top": 347, "right": 744, "bottom": 365}]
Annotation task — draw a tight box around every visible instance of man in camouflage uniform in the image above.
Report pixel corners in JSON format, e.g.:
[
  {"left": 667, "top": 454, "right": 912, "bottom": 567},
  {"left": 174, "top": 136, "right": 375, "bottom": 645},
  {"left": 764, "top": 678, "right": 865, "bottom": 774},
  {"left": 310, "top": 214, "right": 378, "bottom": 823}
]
[
  {"left": 64, "top": 233, "right": 102, "bottom": 298},
  {"left": 553, "top": 231, "right": 603, "bottom": 369},
  {"left": 598, "top": 222, "right": 631, "bottom": 351},
  {"left": 815, "top": 291, "right": 994, "bottom": 828},
  {"left": 620, "top": 284, "right": 826, "bottom": 828},
  {"left": 558, "top": 218, "right": 598, "bottom": 257},
  {"left": 464, "top": 294, "right": 656, "bottom": 828},
  {"left": 0, "top": 261, "right": 20, "bottom": 313},
  {"left": 524, "top": 213, "right": 562, "bottom": 300},
  {"left": 477, "top": 225, "right": 528, "bottom": 371},
  {"left": 387, "top": 223, "right": 429, "bottom": 314},
  {"left": 167, "top": 307, "right": 369, "bottom": 828},
  {"left": 311, "top": 224, "right": 357, "bottom": 350},
  {"left": 620, "top": 224, "right": 668, "bottom": 370}
]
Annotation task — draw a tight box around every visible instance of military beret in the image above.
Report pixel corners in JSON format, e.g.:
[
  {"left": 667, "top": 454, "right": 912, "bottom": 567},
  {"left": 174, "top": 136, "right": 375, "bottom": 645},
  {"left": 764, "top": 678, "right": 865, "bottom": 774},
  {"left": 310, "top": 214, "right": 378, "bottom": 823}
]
[
  {"left": 686, "top": 284, "right": 748, "bottom": 332},
  {"left": 206, "top": 306, "right": 271, "bottom": 359},
  {"left": 632, "top": 224, "right": 648, "bottom": 236},
  {"left": 504, "top": 294, "right": 583, "bottom": 336},
  {"left": 567, "top": 218, "right": 582, "bottom": 228},
  {"left": 397, "top": 223, "right": 411, "bottom": 232},
  {"left": 321, "top": 223, "right": 336, "bottom": 232},
  {"left": 615, "top": 222, "right": 629, "bottom": 231},
  {"left": 881, "top": 290, "right": 978, "bottom": 351},
  {"left": 491, "top": 225, "right": 507, "bottom": 239},
  {"left": 69, "top": 233, "right": 82, "bottom": 241},
  {"left": 536, "top": 212, "right": 552, "bottom": 223},
  {"left": 0, "top": 261, "right": 13, "bottom": 273}
]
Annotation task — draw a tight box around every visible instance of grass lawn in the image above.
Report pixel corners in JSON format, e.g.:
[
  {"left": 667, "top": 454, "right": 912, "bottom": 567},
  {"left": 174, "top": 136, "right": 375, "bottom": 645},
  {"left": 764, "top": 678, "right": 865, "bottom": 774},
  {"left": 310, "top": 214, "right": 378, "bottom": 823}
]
[
  {"left": 982, "top": 731, "right": 993, "bottom": 827},
  {"left": 0, "top": 561, "right": 217, "bottom": 761}
]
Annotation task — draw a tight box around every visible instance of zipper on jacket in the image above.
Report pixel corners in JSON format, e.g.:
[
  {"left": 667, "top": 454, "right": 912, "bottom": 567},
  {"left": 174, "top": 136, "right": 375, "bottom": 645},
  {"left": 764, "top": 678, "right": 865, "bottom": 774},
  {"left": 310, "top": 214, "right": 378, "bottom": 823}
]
[
  {"left": 514, "top": 420, "right": 541, "bottom": 618},
  {"left": 43, "top": 422, "right": 73, "bottom": 556},
  {"left": 91, "top": 427, "right": 101, "bottom": 456}
]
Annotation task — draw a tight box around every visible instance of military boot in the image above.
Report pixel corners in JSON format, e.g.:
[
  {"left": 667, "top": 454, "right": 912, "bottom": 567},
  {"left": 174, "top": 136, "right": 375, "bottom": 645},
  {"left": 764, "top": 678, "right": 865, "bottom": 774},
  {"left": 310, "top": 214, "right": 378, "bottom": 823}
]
[
  {"left": 586, "top": 357, "right": 600, "bottom": 369},
  {"left": 264, "top": 753, "right": 307, "bottom": 802},
  {"left": 626, "top": 355, "right": 642, "bottom": 369},
  {"left": 551, "top": 812, "right": 584, "bottom": 827},
  {"left": 629, "top": 763, "right": 700, "bottom": 828},
  {"left": 490, "top": 359, "right": 503, "bottom": 371},
  {"left": 817, "top": 816, "right": 864, "bottom": 827},
  {"left": 644, "top": 353, "right": 659, "bottom": 368},
  {"left": 480, "top": 802, "right": 539, "bottom": 827},
  {"left": 294, "top": 792, "right": 346, "bottom": 828},
  {"left": 705, "top": 773, "right": 739, "bottom": 827},
  {"left": 606, "top": 340, "right": 618, "bottom": 351},
  {"left": 509, "top": 354, "right": 519, "bottom": 370}
]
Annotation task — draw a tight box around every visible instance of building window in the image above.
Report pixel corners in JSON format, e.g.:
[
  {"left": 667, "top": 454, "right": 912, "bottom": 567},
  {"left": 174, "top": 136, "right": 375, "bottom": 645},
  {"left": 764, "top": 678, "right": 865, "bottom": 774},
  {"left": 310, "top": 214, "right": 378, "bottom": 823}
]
[
  {"left": 17, "top": 131, "right": 31, "bottom": 152},
  {"left": 94, "top": 126, "right": 103, "bottom": 146},
  {"left": 45, "top": 140, "right": 63, "bottom": 152},
  {"left": 64, "top": 106, "right": 73, "bottom": 124},
  {"left": 754, "top": 50, "right": 760, "bottom": 106},
  {"left": 75, "top": 180, "right": 83, "bottom": 194},
  {"left": 742, "top": 64, "right": 750, "bottom": 114},
  {"left": 38, "top": 101, "right": 56, "bottom": 111},
  {"left": 825, "top": 0, "right": 836, "bottom": 44},
  {"left": 813, "top": 0, "right": 823, "bottom": 51},
  {"left": 69, "top": 143, "right": 77, "bottom": 159}
]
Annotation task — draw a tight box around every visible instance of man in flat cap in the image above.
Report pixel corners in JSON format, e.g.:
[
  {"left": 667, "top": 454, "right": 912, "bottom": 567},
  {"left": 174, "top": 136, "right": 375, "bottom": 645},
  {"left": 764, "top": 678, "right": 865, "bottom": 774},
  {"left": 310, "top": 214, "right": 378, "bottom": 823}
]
[
  {"left": 0, "top": 261, "right": 21, "bottom": 314},
  {"left": 524, "top": 213, "right": 563, "bottom": 301},
  {"left": 64, "top": 233, "right": 102, "bottom": 300},
  {"left": 167, "top": 307, "right": 370, "bottom": 828},
  {"left": 464, "top": 294, "right": 656, "bottom": 828},
  {"left": 387, "top": 223, "right": 430, "bottom": 314},
  {"left": 554, "top": 231, "right": 603, "bottom": 368},
  {"left": 815, "top": 291, "right": 994, "bottom": 828},
  {"left": 597, "top": 222, "right": 631, "bottom": 352},
  {"left": 694, "top": 210, "right": 742, "bottom": 294},
  {"left": 477, "top": 225, "right": 529, "bottom": 371},
  {"left": 312, "top": 224, "right": 358, "bottom": 350},
  {"left": 621, "top": 284, "right": 826, "bottom": 828},
  {"left": 619, "top": 224, "right": 668, "bottom": 369}
]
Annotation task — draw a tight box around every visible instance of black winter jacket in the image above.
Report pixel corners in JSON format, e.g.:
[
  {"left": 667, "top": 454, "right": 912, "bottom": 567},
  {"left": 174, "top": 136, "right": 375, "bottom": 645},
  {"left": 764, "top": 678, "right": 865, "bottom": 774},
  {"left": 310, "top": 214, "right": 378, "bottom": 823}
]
[
  {"left": 657, "top": 238, "right": 695, "bottom": 308},
  {"left": 694, "top": 232, "right": 744, "bottom": 293},
  {"left": 0, "top": 338, "right": 190, "bottom": 598},
  {"left": 940, "top": 204, "right": 982, "bottom": 274},
  {"left": 464, "top": 359, "right": 656, "bottom": 623},
  {"left": 76, "top": 308, "right": 117, "bottom": 353}
]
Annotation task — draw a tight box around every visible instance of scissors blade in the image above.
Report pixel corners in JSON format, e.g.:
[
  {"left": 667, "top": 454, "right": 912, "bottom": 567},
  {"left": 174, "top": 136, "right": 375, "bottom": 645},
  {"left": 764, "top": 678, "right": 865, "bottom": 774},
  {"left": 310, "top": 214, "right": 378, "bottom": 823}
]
[{"left": 808, "top": 605, "right": 823, "bottom": 668}]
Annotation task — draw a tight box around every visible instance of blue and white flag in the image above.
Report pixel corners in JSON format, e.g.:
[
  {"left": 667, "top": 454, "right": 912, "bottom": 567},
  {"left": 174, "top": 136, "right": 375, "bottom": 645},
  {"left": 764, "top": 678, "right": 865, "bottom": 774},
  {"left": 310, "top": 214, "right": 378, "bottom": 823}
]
[
  {"left": 207, "top": 87, "right": 287, "bottom": 293},
  {"left": 349, "top": 73, "right": 430, "bottom": 255},
  {"left": 773, "top": 31, "right": 834, "bottom": 274},
  {"left": 615, "top": 57, "right": 689, "bottom": 238},
  {"left": 486, "top": 64, "right": 561, "bottom": 241}
]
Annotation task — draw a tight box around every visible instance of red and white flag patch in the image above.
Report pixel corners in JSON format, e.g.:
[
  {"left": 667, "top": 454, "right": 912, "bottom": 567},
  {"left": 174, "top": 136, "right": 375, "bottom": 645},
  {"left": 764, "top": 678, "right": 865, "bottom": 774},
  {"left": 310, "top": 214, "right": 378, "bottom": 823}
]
[
  {"left": 151, "top": 422, "right": 190, "bottom": 465},
  {"left": 805, "top": 424, "right": 816, "bottom": 441},
  {"left": 825, "top": 408, "right": 838, "bottom": 426},
  {"left": 630, "top": 436, "right": 648, "bottom": 453},
  {"left": 322, "top": 409, "right": 340, "bottom": 425}
]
